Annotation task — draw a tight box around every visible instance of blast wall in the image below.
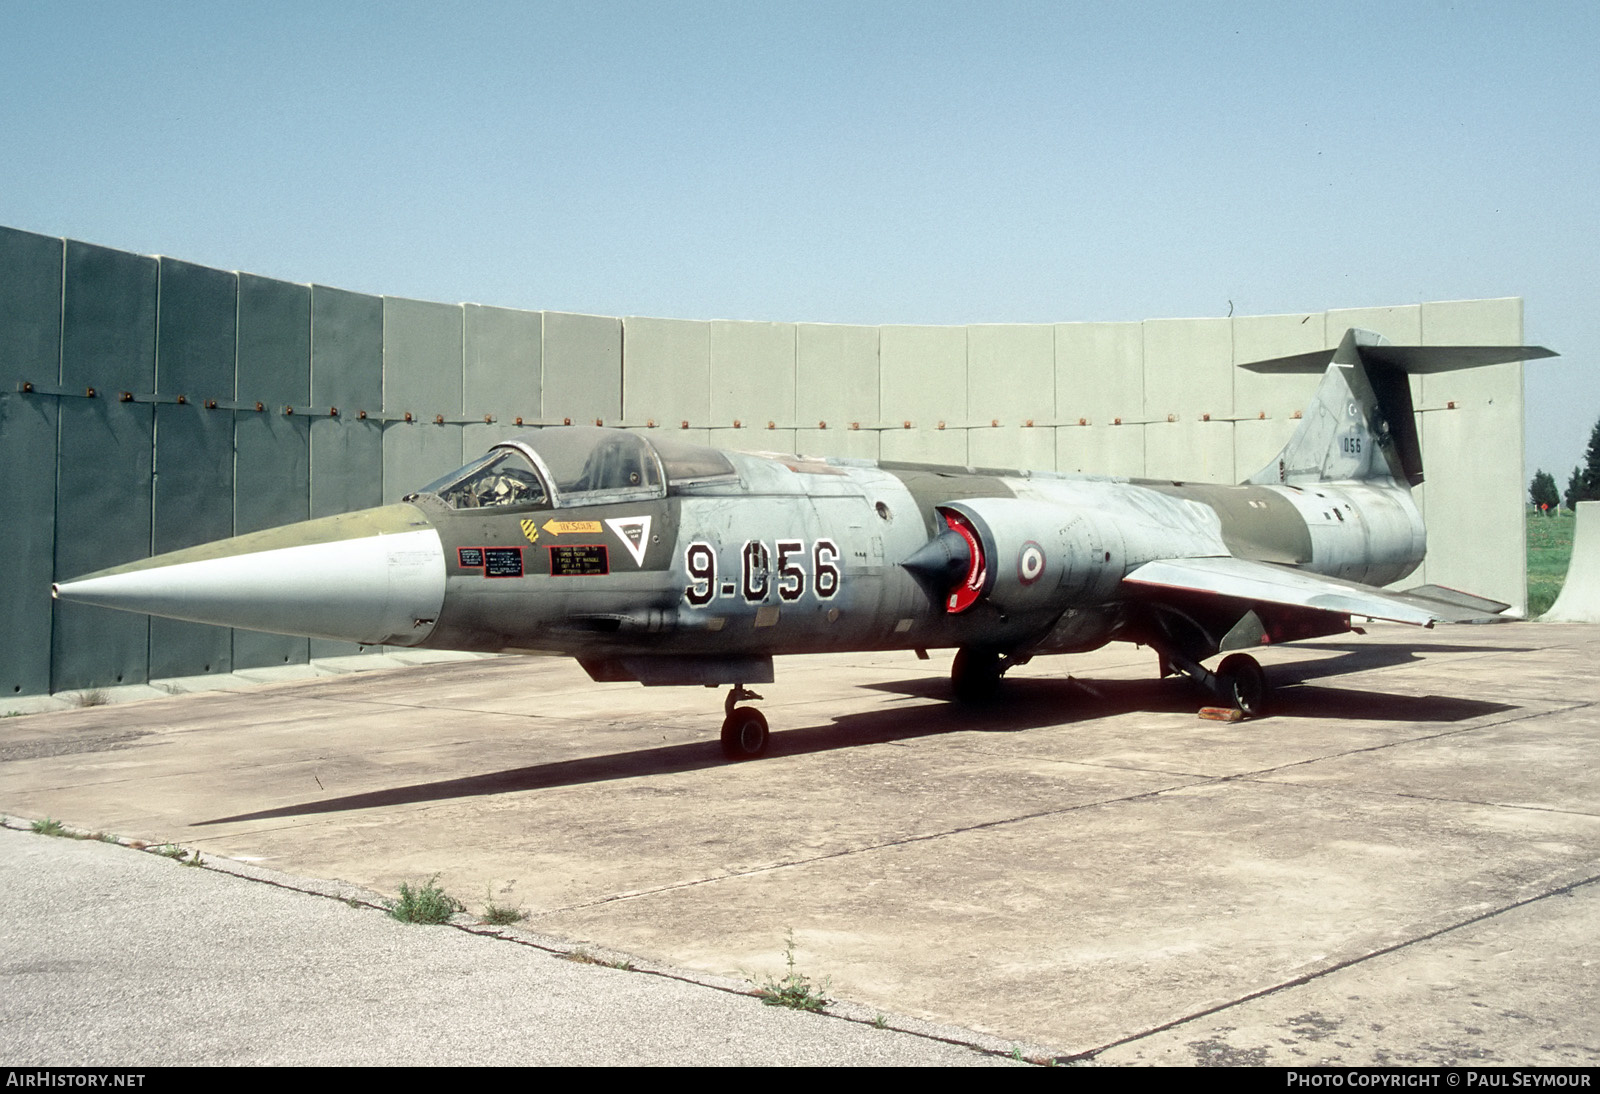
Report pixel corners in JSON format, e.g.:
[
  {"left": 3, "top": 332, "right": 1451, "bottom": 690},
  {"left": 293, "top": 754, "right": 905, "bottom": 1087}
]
[{"left": 0, "top": 225, "right": 1529, "bottom": 698}]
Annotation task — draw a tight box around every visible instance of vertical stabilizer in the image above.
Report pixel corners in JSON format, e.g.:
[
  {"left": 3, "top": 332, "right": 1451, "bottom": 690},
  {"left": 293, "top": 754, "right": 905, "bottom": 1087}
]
[{"left": 1239, "top": 328, "right": 1554, "bottom": 488}]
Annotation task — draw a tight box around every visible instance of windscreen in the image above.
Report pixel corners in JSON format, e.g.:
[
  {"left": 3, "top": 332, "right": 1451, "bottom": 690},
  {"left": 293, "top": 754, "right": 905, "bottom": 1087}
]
[{"left": 420, "top": 449, "right": 548, "bottom": 509}]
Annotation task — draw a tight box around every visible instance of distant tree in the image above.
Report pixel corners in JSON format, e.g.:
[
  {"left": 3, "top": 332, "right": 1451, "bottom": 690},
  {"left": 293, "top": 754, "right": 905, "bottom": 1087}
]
[
  {"left": 1565, "top": 417, "right": 1600, "bottom": 511},
  {"left": 1566, "top": 465, "right": 1586, "bottom": 511},
  {"left": 1530, "top": 469, "right": 1559, "bottom": 512},
  {"left": 1584, "top": 419, "right": 1600, "bottom": 498}
]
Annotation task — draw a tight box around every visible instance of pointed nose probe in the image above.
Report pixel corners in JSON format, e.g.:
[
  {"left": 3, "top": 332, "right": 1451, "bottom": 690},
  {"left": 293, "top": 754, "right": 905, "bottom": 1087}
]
[{"left": 52, "top": 504, "right": 447, "bottom": 647}]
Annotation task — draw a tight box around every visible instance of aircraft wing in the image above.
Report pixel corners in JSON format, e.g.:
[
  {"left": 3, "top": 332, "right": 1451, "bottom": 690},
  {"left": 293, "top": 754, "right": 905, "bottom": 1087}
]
[{"left": 1122, "top": 556, "right": 1510, "bottom": 626}]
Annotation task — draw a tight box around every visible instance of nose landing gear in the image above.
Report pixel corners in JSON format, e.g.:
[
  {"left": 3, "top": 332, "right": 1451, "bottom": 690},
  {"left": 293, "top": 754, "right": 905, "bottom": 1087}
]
[{"left": 950, "top": 647, "right": 1013, "bottom": 704}]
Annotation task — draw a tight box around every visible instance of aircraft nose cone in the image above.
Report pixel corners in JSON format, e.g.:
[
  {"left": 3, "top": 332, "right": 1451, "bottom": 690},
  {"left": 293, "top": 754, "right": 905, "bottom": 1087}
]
[{"left": 53, "top": 503, "right": 447, "bottom": 646}]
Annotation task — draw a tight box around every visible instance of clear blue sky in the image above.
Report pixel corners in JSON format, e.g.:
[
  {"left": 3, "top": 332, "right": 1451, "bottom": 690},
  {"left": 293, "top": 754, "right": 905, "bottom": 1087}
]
[{"left": 4, "top": 1, "right": 1595, "bottom": 481}]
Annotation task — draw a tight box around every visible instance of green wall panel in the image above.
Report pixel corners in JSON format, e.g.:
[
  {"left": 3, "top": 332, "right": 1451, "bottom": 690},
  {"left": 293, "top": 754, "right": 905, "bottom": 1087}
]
[
  {"left": 0, "top": 228, "right": 63, "bottom": 698},
  {"left": 309, "top": 285, "right": 382, "bottom": 656},
  {"left": 1055, "top": 322, "right": 1144, "bottom": 458},
  {"left": 795, "top": 322, "right": 880, "bottom": 461},
  {"left": 1230, "top": 312, "right": 1327, "bottom": 482},
  {"left": 967, "top": 324, "right": 1056, "bottom": 471},
  {"left": 464, "top": 303, "right": 540, "bottom": 456},
  {"left": 879, "top": 325, "right": 967, "bottom": 465},
  {"left": 1058, "top": 423, "right": 1145, "bottom": 478},
  {"left": 53, "top": 241, "right": 157, "bottom": 690},
  {"left": 382, "top": 297, "right": 464, "bottom": 504},
  {"left": 543, "top": 311, "right": 620, "bottom": 424},
  {"left": 622, "top": 317, "right": 709, "bottom": 433},
  {"left": 310, "top": 285, "right": 383, "bottom": 516},
  {"left": 710, "top": 320, "right": 795, "bottom": 454},
  {"left": 1416, "top": 298, "right": 1525, "bottom": 609},
  {"left": 1141, "top": 317, "right": 1233, "bottom": 482},
  {"left": 149, "top": 258, "right": 239, "bottom": 678},
  {"left": 234, "top": 274, "right": 311, "bottom": 669}
]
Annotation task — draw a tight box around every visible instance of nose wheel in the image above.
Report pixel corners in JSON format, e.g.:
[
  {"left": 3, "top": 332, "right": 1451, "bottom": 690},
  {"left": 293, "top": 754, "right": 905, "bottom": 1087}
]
[
  {"left": 951, "top": 647, "right": 1006, "bottom": 704},
  {"left": 720, "top": 684, "right": 769, "bottom": 760}
]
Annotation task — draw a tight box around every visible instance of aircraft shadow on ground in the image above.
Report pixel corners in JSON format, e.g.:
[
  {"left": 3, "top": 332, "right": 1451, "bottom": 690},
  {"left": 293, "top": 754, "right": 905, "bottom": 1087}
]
[{"left": 199, "top": 654, "right": 1515, "bottom": 825}]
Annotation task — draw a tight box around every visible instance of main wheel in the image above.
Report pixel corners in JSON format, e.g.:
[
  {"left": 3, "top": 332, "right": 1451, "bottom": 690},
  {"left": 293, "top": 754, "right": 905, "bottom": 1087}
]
[
  {"left": 1216, "top": 653, "right": 1268, "bottom": 716},
  {"left": 720, "top": 706, "right": 770, "bottom": 760},
  {"left": 951, "top": 647, "right": 1004, "bottom": 704}
]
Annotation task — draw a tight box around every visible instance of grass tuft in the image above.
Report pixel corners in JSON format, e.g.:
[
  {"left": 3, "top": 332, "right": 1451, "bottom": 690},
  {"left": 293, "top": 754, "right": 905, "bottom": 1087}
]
[
  {"left": 481, "top": 890, "right": 528, "bottom": 926},
  {"left": 386, "top": 875, "right": 464, "bottom": 924},
  {"left": 30, "top": 817, "right": 67, "bottom": 837},
  {"left": 70, "top": 688, "right": 109, "bottom": 708},
  {"left": 754, "top": 929, "right": 831, "bottom": 1012},
  {"left": 148, "top": 843, "right": 196, "bottom": 862}
]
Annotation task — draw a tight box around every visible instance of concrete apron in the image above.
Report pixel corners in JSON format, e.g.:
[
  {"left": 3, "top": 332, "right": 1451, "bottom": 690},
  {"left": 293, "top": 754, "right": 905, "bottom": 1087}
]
[{"left": 3, "top": 623, "right": 1598, "bottom": 1065}]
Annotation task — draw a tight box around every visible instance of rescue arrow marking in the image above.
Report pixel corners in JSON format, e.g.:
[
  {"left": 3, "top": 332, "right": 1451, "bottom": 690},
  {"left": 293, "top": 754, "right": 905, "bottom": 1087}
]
[{"left": 543, "top": 519, "right": 603, "bottom": 536}]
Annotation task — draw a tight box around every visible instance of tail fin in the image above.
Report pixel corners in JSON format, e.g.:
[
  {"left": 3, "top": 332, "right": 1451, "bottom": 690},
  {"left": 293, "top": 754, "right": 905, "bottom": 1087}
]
[{"left": 1239, "top": 328, "right": 1555, "bottom": 488}]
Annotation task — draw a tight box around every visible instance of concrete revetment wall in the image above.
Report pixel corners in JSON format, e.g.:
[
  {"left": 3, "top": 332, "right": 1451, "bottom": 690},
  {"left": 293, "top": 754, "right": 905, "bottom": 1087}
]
[{"left": 0, "top": 226, "right": 1530, "bottom": 698}]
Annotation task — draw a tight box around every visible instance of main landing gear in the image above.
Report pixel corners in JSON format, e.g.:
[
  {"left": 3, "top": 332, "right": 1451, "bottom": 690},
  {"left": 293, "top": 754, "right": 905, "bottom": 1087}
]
[
  {"left": 720, "top": 684, "right": 769, "bottom": 760},
  {"left": 1214, "top": 653, "right": 1269, "bottom": 716},
  {"left": 1159, "top": 648, "right": 1271, "bottom": 716}
]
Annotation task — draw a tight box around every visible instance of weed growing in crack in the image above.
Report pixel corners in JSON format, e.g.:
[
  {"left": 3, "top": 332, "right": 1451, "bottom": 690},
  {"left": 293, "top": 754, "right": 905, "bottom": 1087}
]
[
  {"left": 386, "top": 875, "right": 464, "bottom": 924},
  {"left": 754, "top": 929, "right": 831, "bottom": 1012},
  {"left": 481, "top": 890, "right": 528, "bottom": 927},
  {"left": 30, "top": 818, "right": 67, "bottom": 837}
]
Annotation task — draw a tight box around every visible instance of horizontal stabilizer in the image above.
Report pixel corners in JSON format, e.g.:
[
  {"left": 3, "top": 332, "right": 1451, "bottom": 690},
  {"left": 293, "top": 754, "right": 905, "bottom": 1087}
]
[
  {"left": 1123, "top": 556, "right": 1467, "bottom": 627},
  {"left": 1240, "top": 341, "right": 1556, "bottom": 375},
  {"left": 1393, "top": 584, "right": 1512, "bottom": 623}
]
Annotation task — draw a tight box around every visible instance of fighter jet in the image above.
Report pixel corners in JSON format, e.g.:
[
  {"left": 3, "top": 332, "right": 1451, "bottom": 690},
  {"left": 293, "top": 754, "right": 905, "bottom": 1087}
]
[{"left": 54, "top": 328, "right": 1555, "bottom": 759}]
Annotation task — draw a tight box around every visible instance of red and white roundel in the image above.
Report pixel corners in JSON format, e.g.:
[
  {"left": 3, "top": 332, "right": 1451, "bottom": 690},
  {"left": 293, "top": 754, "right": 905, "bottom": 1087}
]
[{"left": 1017, "top": 541, "right": 1045, "bottom": 585}]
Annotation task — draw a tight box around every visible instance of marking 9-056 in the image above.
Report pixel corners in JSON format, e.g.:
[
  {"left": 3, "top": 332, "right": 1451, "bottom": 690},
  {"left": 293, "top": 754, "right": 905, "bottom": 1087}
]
[{"left": 684, "top": 539, "right": 840, "bottom": 607}]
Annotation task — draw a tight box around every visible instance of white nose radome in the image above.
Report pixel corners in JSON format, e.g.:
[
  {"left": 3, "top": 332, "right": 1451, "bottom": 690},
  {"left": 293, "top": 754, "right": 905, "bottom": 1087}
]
[{"left": 54, "top": 507, "right": 446, "bottom": 647}]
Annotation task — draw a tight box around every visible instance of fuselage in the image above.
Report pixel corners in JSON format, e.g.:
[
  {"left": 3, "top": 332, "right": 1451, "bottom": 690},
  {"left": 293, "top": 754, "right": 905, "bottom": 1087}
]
[{"left": 53, "top": 427, "right": 1427, "bottom": 682}]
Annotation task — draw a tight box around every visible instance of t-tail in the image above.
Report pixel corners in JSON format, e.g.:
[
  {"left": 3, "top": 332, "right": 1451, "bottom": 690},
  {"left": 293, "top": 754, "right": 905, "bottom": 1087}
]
[{"left": 1240, "top": 327, "right": 1555, "bottom": 488}]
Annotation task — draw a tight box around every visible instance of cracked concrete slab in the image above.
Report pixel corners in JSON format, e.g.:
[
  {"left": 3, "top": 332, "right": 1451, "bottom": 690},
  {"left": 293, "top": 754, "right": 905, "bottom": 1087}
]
[{"left": 2, "top": 623, "right": 1597, "bottom": 1063}]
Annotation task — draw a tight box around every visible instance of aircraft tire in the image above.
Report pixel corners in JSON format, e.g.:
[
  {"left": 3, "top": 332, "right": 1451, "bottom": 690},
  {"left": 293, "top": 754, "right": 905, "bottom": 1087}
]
[
  {"left": 951, "top": 647, "right": 1003, "bottom": 704},
  {"left": 1217, "top": 653, "right": 1268, "bottom": 716},
  {"left": 720, "top": 707, "right": 770, "bottom": 760}
]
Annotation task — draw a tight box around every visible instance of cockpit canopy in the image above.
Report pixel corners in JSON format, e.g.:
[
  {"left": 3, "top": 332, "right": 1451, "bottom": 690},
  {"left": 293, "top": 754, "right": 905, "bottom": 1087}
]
[{"left": 419, "top": 426, "right": 735, "bottom": 511}]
